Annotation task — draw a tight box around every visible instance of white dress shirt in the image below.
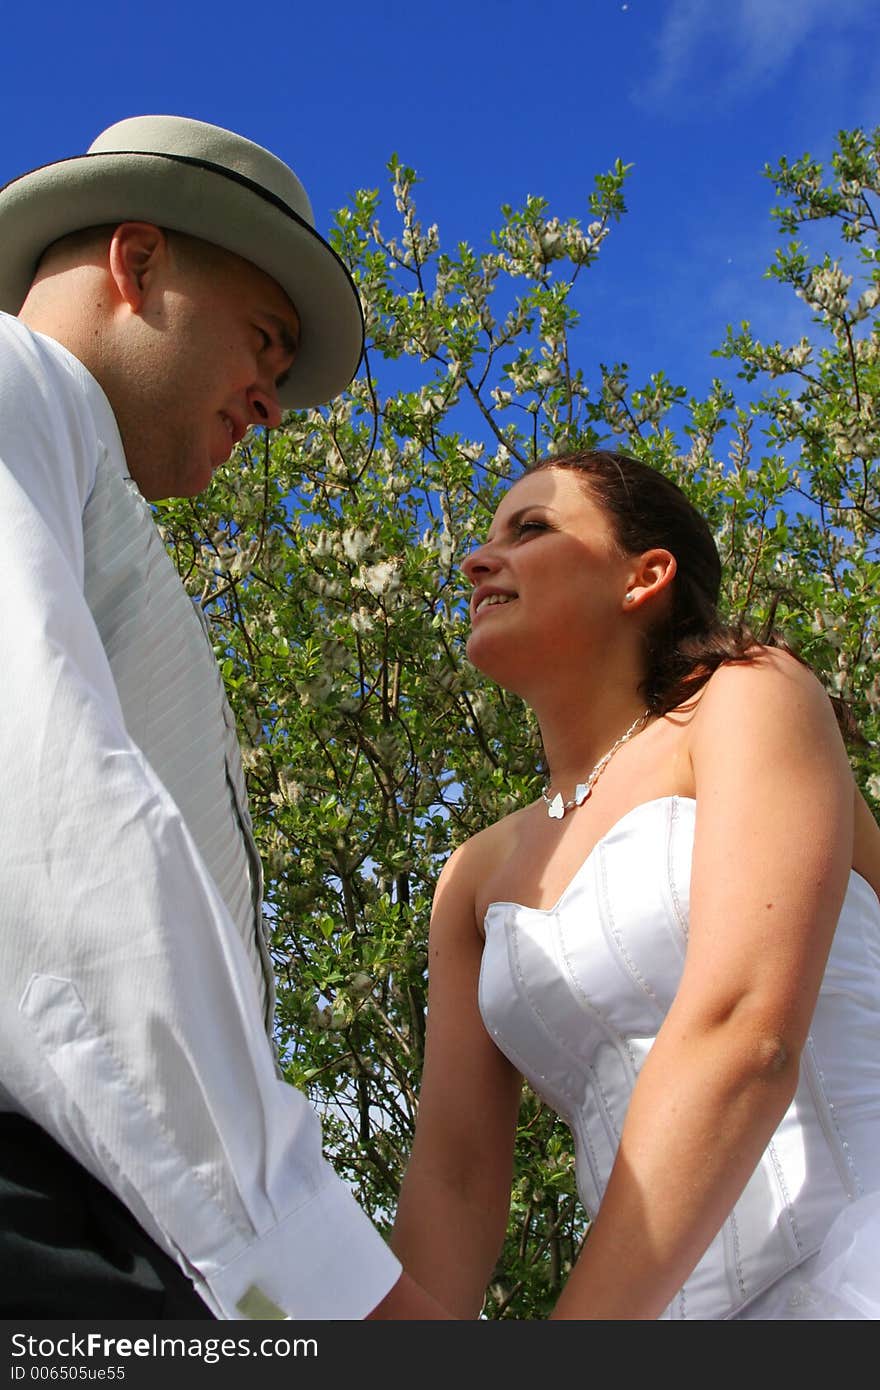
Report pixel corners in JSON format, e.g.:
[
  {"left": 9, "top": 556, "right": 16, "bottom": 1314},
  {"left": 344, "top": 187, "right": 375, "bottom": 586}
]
[{"left": 0, "top": 312, "right": 401, "bottom": 1319}]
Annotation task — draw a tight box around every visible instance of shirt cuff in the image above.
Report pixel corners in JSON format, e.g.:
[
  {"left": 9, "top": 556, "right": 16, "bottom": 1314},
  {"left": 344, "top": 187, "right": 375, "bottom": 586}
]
[{"left": 198, "top": 1177, "right": 402, "bottom": 1320}]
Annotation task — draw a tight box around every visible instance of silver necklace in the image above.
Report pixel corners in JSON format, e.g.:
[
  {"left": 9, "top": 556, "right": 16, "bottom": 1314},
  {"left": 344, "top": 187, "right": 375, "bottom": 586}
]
[{"left": 541, "top": 710, "right": 651, "bottom": 820}]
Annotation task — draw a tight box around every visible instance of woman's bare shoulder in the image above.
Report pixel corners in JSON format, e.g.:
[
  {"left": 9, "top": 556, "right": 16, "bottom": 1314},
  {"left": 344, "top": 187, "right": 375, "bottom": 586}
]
[
  {"left": 440, "top": 804, "right": 533, "bottom": 889},
  {"left": 680, "top": 645, "right": 850, "bottom": 792},
  {"left": 714, "top": 643, "right": 822, "bottom": 688},
  {"left": 433, "top": 804, "right": 534, "bottom": 938},
  {"left": 688, "top": 644, "right": 834, "bottom": 726}
]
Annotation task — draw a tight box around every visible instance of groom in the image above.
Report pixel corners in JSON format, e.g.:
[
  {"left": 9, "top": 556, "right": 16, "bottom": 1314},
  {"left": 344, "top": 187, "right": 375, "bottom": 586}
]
[{"left": 0, "top": 115, "right": 447, "bottom": 1320}]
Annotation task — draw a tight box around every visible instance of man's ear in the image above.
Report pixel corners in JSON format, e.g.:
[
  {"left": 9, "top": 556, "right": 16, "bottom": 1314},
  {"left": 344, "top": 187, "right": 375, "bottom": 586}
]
[
  {"left": 107, "top": 223, "right": 168, "bottom": 311},
  {"left": 623, "top": 548, "right": 677, "bottom": 611}
]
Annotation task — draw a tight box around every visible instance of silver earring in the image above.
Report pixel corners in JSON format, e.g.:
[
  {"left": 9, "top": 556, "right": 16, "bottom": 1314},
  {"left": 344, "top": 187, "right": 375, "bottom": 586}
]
[{"left": 625, "top": 593, "right": 635, "bottom": 603}]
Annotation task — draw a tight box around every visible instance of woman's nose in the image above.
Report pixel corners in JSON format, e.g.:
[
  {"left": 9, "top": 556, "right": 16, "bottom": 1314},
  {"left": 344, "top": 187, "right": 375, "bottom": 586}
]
[{"left": 461, "top": 542, "right": 500, "bottom": 584}]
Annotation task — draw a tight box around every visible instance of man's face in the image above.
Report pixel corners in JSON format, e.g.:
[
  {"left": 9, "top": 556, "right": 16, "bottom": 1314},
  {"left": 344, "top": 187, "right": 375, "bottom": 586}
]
[{"left": 118, "top": 234, "right": 300, "bottom": 501}]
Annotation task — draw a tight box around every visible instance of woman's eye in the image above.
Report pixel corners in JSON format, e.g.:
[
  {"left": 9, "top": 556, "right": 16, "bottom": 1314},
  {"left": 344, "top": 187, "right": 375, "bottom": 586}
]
[{"left": 516, "top": 520, "right": 546, "bottom": 537}]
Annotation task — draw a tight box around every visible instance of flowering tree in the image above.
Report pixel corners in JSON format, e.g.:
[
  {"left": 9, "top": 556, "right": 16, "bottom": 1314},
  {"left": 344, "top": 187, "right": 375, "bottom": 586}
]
[
  {"left": 717, "top": 125, "right": 880, "bottom": 795},
  {"left": 156, "top": 125, "right": 878, "bottom": 1316}
]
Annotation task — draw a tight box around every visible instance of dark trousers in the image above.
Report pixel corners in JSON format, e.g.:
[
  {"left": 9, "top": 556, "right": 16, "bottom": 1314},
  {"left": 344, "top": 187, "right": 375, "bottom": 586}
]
[{"left": 0, "top": 1112, "right": 215, "bottom": 1318}]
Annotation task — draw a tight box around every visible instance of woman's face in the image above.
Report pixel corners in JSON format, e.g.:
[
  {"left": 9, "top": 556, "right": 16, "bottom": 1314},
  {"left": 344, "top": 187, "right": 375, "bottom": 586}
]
[{"left": 461, "top": 467, "right": 635, "bottom": 691}]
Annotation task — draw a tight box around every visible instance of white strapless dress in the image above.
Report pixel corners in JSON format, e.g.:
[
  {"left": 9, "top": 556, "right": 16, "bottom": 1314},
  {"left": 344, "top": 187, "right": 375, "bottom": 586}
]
[{"left": 478, "top": 796, "right": 880, "bottom": 1319}]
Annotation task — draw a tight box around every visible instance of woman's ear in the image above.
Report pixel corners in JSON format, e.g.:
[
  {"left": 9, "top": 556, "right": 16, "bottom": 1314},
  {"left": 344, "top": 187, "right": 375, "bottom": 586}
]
[
  {"left": 107, "top": 222, "right": 168, "bottom": 311},
  {"left": 623, "top": 549, "right": 677, "bottom": 611}
]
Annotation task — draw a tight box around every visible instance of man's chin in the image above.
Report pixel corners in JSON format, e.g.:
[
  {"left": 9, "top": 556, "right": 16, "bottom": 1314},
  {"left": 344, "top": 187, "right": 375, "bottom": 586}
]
[
  {"left": 164, "top": 463, "right": 219, "bottom": 501},
  {"left": 209, "top": 445, "right": 235, "bottom": 476},
  {"left": 127, "top": 448, "right": 217, "bottom": 501}
]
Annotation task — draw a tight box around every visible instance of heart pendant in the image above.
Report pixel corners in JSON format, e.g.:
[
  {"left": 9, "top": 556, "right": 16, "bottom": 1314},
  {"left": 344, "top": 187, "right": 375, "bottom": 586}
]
[{"left": 548, "top": 793, "right": 565, "bottom": 820}]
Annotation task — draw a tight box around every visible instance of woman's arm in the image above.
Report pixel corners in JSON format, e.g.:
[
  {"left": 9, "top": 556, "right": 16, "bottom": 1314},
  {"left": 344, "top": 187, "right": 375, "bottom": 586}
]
[
  {"left": 551, "top": 648, "right": 855, "bottom": 1319},
  {"left": 392, "top": 836, "right": 523, "bottom": 1318}
]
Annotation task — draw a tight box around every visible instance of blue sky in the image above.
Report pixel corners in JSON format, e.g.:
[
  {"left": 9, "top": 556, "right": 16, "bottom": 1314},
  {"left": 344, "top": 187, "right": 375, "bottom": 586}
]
[{"left": 2, "top": 0, "right": 878, "bottom": 410}]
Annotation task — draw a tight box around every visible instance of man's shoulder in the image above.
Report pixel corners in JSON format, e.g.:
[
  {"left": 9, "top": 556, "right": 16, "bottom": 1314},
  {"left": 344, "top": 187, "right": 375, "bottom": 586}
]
[
  {"left": 0, "top": 309, "right": 36, "bottom": 364},
  {"left": 0, "top": 311, "right": 77, "bottom": 394},
  {"left": 0, "top": 309, "right": 43, "bottom": 352},
  {"left": 0, "top": 313, "right": 109, "bottom": 506},
  {"left": 0, "top": 313, "right": 113, "bottom": 444}
]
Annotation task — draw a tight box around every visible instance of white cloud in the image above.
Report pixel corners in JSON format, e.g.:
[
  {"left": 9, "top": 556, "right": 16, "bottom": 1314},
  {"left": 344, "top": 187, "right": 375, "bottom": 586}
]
[{"left": 640, "top": 0, "right": 875, "bottom": 106}]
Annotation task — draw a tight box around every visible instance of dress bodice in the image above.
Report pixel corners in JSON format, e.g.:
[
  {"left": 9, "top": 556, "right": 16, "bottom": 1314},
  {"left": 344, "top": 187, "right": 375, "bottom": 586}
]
[{"left": 478, "top": 796, "right": 880, "bottom": 1319}]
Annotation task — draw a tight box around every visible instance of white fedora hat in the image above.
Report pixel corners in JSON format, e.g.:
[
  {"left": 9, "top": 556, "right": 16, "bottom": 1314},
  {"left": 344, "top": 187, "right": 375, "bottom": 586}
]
[{"left": 0, "top": 114, "right": 364, "bottom": 409}]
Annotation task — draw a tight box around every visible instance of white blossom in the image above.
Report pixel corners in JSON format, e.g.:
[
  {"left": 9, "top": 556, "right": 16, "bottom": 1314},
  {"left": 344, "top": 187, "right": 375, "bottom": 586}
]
[
  {"left": 350, "top": 607, "right": 374, "bottom": 634},
  {"left": 459, "top": 442, "right": 484, "bottom": 462},
  {"left": 299, "top": 673, "right": 333, "bottom": 705},
  {"left": 271, "top": 768, "right": 305, "bottom": 807},
  {"left": 230, "top": 538, "right": 260, "bottom": 579},
  {"left": 799, "top": 263, "right": 853, "bottom": 318},
  {"left": 309, "top": 530, "right": 335, "bottom": 558},
  {"left": 854, "top": 284, "right": 880, "bottom": 320},
  {"left": 341, "top": 528, "right": 372, "bottom": 562},
  {"left": 535, "top": 364, "right": 561, "bottom": 388},
  {"left": 360, "top": 560, "right": 402, "bottom": 598},
  {"left": 310, "top": 575, "right": 342, "bottom": 600},
  {"left": 321, "top": 639, "right": 350, "bottom": 672}
]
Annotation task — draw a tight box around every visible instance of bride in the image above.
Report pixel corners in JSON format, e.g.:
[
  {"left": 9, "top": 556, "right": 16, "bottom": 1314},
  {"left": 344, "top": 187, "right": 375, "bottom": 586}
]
[{"left": 391, "top": 449, "right": 880, "bottom": 1319}]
